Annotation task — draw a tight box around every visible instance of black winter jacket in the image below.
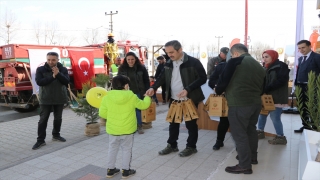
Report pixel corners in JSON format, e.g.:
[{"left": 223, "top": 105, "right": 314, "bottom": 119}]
[
  {"left": 151, "top": 52, "right": 207, "bottom": 103},
  {"left": 264, "top": 60, "right": 289, "bottom": 104},
  {"left": 155, "top": 63, "right": 165, "bottom": 80},
  {"left": 118, "top": 64, "right": 150, "bottom": 97},
  {"left": 208, "top": 60, "right": 227, "bottom": 89},
  {"left": 35, "top": 62, "right": 69, "bottom": 105}
]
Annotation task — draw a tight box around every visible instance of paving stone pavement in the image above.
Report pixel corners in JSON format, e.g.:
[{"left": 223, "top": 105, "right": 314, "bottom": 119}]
[{"left": 0, "top": 103, "right": 235, "bottom": 180}]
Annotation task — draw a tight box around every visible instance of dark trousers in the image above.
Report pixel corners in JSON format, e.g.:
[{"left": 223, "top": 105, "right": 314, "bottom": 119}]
[
  {"left": 161, "top": 84, "right": 166, "bottom": 102},
  {"left": 37, "top": 104, "right": 64, "bottom": 142},
  {"left": 167, "top": 99, "right": 198, "bottom": 149},
  {"left": 217, "top": 117, "right": 229, "bottom": 141},
  {"left": 296, "top": 84, "right": 309, "bottom": 127},
  {"left": 228, "top": 104, "right": 261, "bottom": 169}
]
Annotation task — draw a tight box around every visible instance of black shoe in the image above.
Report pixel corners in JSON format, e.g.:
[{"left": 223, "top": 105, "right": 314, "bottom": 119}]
[
  {"left": 106, "top": 168, "right": 120, "bottom": 178},
  {"left": 179, "top": 147, "right": 197, "bottom": 157},
  {"left": 32, "top": 141, "right": 46, "bottom": 150},
  {"left": 294, "top": 127, "right": 304, "bottom": 133},
  {"left": 225, "top": 164, "right": 252, "bottom": 174},
  {"left": 212, "top": 140, "right": 224, "bottom": 150},
  {"left": 52, "top": 136, "right": 66, "bottom": 142},
  {"left": 235, "top": 155, "right": 258, "bottom": 164},
  {"left": 122, "top": 169, "right": 136, "bottom": 179},
  {"left": 159, "top": 144, "right": 179, "bottom": 155}
]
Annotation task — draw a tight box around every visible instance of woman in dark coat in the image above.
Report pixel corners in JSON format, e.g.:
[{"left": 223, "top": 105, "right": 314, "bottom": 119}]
[
  {"left": 257, "top": 50, "right": 290, "bottom": 145},
  {"left": 118, "top": 52, "right": 150, "bottom": 134}
]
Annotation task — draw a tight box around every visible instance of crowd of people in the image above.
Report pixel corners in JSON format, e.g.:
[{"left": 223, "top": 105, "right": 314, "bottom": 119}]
[{"left": 32, "top": 39, "right": 319, "bottom": 178}]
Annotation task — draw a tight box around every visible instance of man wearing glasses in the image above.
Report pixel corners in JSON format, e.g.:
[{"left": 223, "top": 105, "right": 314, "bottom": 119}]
[{"left": 32, "top": 52, "right": 70, "bottom": 150}]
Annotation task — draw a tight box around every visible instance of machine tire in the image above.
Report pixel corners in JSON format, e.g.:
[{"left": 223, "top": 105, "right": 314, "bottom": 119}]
[{"left": 14, "top": 104, "right": 38, "bottom": 113}]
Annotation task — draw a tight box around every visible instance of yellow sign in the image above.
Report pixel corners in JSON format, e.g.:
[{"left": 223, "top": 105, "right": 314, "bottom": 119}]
[
  {"left": 201, "top": 52, "right": 207, "bottom": 58},
  {"left": 277, "top": 48, "right": 284, "bottom": 55}
]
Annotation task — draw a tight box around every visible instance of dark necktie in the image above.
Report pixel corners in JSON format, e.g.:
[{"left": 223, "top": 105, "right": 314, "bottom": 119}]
[{"left": 301, "top": 56, "right": 307, "bottom": 64}]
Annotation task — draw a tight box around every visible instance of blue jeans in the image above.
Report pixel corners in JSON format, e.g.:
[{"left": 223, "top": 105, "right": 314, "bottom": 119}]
[
  {"left": 257, "top": 107, "right": 284, "bottom": 136},
  {"left": 136, "top": 94, "right": 142, "bottom": 126}
]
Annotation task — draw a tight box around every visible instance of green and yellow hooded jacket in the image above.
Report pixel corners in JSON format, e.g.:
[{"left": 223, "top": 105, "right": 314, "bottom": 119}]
[{"left": 99, "top": 90, "right": 151, "bottom": 135}]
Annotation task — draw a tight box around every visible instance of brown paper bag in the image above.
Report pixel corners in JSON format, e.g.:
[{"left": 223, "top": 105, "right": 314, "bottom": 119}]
[
  {"left": 204, "top": 94, "right": 214, "bottom": 111},
  {"left": 182, "top": 100, "right": 192, "bottom": 121},
  {"left": 184, "top": 99, "right": 199, "bottom": 119},
  {"left": 166, "top": 101, "right": 177, "bottom": 122},
  {"left": 222, "top": 97, "right": 228, "bottom": 117},
  {"left": 260, "top": 109, "right": 269, "bottom": 115},
  {"left": 142, "top": 102, "right": 156, "bottom": 122},
  {"left": 174, "top": 101, "right": 183, "bottom": 123},
  {"left": 261, "top": 95, "right": 275, "bottom": 111},
  {"left": 208, "top": 95, "right": 224, "bottom": 116}
]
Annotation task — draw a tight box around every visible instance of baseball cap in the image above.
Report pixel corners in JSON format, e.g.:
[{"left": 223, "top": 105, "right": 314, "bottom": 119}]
[{"left": 220, "top": 47, "right": 229, "bottom": 55}]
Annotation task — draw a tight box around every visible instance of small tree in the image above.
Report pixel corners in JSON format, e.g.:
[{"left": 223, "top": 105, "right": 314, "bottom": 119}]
[
  {"left": 71, "top": 82, "right": 99, "bottom": 124},
  {"left": 295, "top": 71, "right": 320, "bottom": 132},
  {"left": 91, "top": 74, "right": 110, "bottom": 88}
]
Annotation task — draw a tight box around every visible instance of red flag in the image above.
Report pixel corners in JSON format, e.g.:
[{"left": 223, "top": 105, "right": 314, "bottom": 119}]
[{"left": 69, "top": 50, "right": 95, "bottom": 89}]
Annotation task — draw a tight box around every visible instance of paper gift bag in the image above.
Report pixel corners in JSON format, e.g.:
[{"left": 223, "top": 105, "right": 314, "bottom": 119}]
[
  {"left": 182, "top": 100, "right": 192, "bottom": 121},
  {"left": 208, "top": 95, "right": 224, "bottom": 116},
  {"left": 204, "top": 94, "right": 214, "bottom": 111},
  {"left": 222, "top": 97, "right": 228, "bottom": 117},
  {"left": 261, "top": 95, "right": 275, "bottom": 111},
  {"left": 184, "top": 99, "right": 199, "bottom": 119},
  {"left": 174, "top": 101, "right": 183, "bottom": 123},
  {"left": 260, "top": 109, "right": 269, "bottom": 115},
  {"left": 142, "top": 102, "right": 156, "bottom": 122},
  {"left": 166, "top": 101, "right": 177, "bottom": 123}
]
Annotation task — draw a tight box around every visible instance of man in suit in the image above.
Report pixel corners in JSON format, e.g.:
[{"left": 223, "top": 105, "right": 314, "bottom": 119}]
[{"left": 294, "top": 40, "right": 320, "bottom": 133}]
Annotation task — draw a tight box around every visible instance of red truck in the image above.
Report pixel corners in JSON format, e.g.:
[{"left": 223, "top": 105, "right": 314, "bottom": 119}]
[{"left": 0, "top": 41, "right": 148, "bottom": 112}]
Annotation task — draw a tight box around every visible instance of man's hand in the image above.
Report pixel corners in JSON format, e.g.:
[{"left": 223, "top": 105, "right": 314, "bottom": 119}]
[
  {"left": 52, "top": 66, "right": 59, "bottom": 78},
  {"left": 145, "top": 88, "right": 154, "bottom": 96},
  {"left": 177, "top": 89, "right": 188, "bottom": 99}
]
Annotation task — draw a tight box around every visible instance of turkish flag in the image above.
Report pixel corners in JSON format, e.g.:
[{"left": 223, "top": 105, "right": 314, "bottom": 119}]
[{"left": 69, "top": 50, "right": 95, "bottom": 89}]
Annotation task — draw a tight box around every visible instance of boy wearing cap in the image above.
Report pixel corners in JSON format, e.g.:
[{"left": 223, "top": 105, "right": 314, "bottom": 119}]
[{"left": 207, "top": 47, "right": 229, "bottom": 79}]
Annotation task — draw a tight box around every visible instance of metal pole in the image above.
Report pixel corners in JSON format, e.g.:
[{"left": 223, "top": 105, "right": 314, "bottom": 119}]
[
  {"left": 244, "top": 0, "right": 248, "bottom": 47},
  {"left": 215, "top": 36, "right": 223, "bottom": 53},
  {"left": 6, "top": 24, "right": 10, "bottom": 44},
  {"left": 105, "top": 11, "right": 118, "bottom": 33}
]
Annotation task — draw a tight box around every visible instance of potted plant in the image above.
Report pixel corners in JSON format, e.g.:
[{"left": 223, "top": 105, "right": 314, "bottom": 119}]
[
  {"left": 71, "top": 81, "right": 100, "bottom": 136},
  {"left": 91, "top": 74, "right": 110, "bottom": 126},
  {"left": 295, "top": 71, "right": 320, "bottom": 132},
  {"left": 295, "top": 71, "right": 320, "bottom": 173}
]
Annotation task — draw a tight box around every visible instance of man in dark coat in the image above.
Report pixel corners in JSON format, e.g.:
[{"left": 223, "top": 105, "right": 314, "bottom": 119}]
[
  {"left": 32, "top": 52, "right": 70, "bottom": 150},
  {"left": 146, "top": 40, "right": 207, "bottom": 157},
  {"left": 154, "top": 56, "right": 166, "bottom": 104},
  {"left": 207, "top": 47, "right": 229, "bottom": 79}
]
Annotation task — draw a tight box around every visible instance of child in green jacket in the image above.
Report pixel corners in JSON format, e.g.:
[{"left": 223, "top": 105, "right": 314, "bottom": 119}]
[{"left": 99, "top": 75, "right": 151, "bottom": 179}]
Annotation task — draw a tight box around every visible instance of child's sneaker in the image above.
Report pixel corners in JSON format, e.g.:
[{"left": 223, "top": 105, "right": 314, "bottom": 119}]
[
  {"left": 106, "top": 168, "right": 120, "bottom": 178},
  {"left": 122, "top": 169, "right": 136, "bottom": 179}
]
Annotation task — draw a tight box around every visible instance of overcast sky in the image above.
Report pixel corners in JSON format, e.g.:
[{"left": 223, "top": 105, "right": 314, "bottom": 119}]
[{"left": 0, "top": 0, "right": 319, "bottom": 54}]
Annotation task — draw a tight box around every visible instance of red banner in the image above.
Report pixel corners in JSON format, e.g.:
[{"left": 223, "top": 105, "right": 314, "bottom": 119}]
[{"left": 69, "top": 50, "right": 95, "bottom": 89}]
